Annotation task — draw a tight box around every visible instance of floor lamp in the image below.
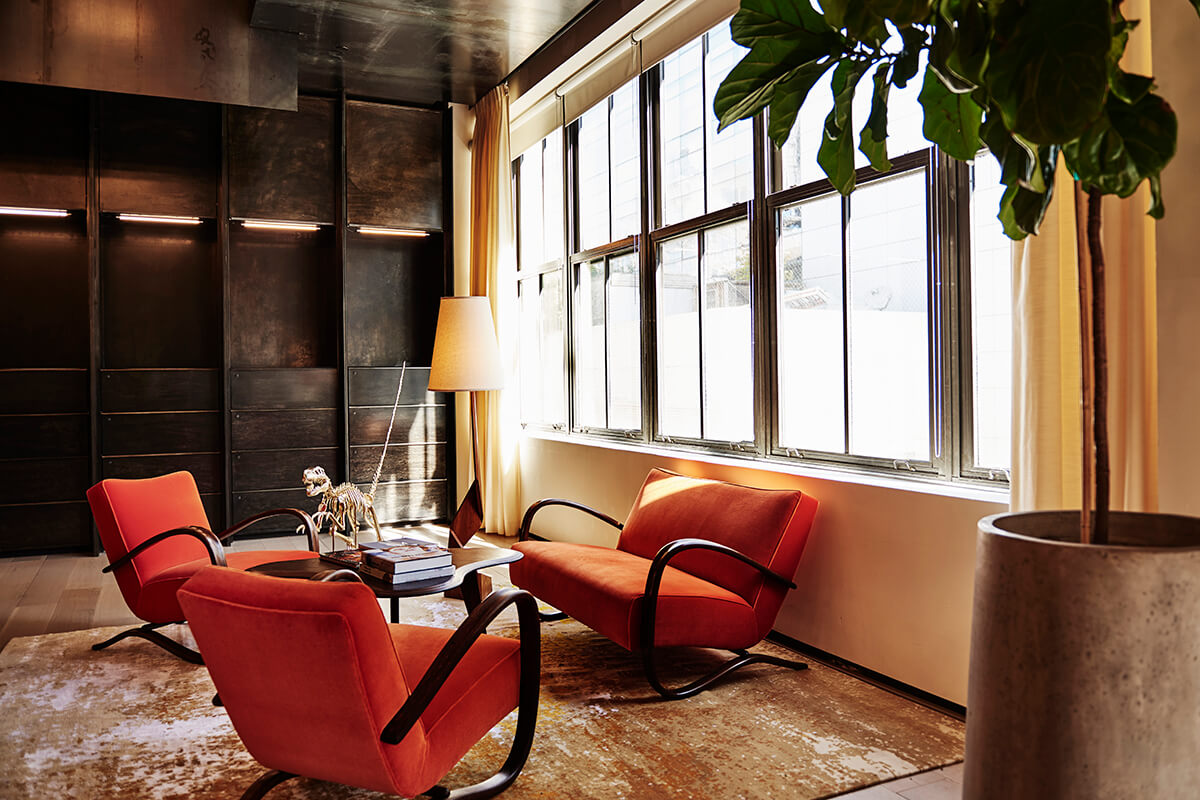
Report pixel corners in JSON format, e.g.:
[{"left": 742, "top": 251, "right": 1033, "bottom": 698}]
[{"left": 428, "top": 296, "right": 504, "bottom": 549}]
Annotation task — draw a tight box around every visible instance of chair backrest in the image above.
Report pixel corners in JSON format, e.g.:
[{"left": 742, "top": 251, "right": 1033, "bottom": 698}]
[
  {"left": 177, "top": 566, "right": 426, "bottom": 795},
  {"left": 86, "top": 471, "right": 212, "bottom": 605},
  {"left": 617, "top": 469, "right": 818, "bottom": 637}
]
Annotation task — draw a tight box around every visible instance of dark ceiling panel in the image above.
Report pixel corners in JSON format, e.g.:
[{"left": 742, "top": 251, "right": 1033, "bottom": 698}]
[{"left": 251, "top": 0, "right": 595, "bottom": 105}]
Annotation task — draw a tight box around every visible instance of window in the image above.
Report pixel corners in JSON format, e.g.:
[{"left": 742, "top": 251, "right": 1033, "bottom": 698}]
[
  {"left": 573, "top": 252, "right": 641, "bottom": 431},
  {"left": 515, "top": 132, "right": 566, "bottom": 428},
  {"left": 568, "top": 79, "right": 644, "bottom": 434},
  {"left": 512, "top": 20, "right": 1012, "bottom": 486},
  {"left": 658, "top": 25, "right": 753, "bottom": 227},
  {"left": 966, "top": 155, "right": 1013, "bottom": 475}
]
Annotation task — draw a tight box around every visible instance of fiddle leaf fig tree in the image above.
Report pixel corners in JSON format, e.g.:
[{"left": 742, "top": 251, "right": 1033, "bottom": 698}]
[{"left": 714, "top": 0, "right": 1198, "bottom": 544}]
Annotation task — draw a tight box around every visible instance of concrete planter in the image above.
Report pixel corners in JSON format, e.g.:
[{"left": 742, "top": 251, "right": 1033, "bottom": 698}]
[{"left": 964, "top": 511, "right": 1200, "bottom": 799}]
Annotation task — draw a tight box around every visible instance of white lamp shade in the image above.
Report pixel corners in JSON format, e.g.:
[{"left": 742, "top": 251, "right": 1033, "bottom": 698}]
[{"left": 428, "top": 296, "right": 505, "bottom": 391}]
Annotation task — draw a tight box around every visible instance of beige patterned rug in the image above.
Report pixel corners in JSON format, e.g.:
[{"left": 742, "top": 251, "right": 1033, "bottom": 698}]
[{"left": 0, "top": 582, "right": 963, "bottom": 799}]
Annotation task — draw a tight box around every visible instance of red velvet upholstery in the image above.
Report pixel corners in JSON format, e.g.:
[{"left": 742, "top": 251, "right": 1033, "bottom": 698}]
[
  {"left": 86, "top": 472, "right": 314, "bottom": 625},
  {"left": 511, "top": 469, "right": 818, "bottom": 653},
  {"left": 178, "top": 567, "right": 523, "bottom": 798}
]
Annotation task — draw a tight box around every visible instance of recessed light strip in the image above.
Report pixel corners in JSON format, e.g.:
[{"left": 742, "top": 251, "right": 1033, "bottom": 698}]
[
  {"left": 116, "top": 213, "right": 202, "bottom": 225},
  {"left": 0, "top": 206, "right": 70, "bottom": 218},
  {"left": 355, "top": 226, "right": 429, "bottom": 237},
  {"left": 241, "top": 220, "right": 321, "bottom": 232}
]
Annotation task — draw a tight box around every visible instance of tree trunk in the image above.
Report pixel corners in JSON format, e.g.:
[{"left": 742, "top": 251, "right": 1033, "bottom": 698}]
[{"left": 1086, "top": 187, "right": 1110, "bottom": 545}]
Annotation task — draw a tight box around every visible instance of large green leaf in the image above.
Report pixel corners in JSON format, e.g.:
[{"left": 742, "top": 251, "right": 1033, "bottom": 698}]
[
  {"left": 858, "top": 63, "right": 892, "bottom": 172},
  {"left": 995, "top": 144, "right": 1058, "bottom": 239},
  {"left": 863, "top": 0, "right": 933, "bottom": 27},
  {"left": 918, "top": 64, "right": 983, "bottom": 160},
  {"left": 1063, "top": 91, "right": 1177, "bottom": 200},
  {"left": 766, "top": 60, "right": 834, "bottom": 148},
  {"left": 929, "top": 22, "right": 977, "bottom": 93},
  {"left": 817, "top": 60, "right": 870, "bottom": 194},
  {"left": 986, "top": 0, "right": 1111, "bottom": 144},
  {"left": 713, "top": 35, "right": 834, "bottom": 131},
  {"left": 943, "top": 0, "right": 988, "bottom": 87},
  {"left": 729, "top": 0, "right": 834, "bottom": 47},
  {"left": 823, "top": 0, "right": 890, "bottom": 46},
  {"left": 892, "top": 25, "right": 927, "bottom": 88}
]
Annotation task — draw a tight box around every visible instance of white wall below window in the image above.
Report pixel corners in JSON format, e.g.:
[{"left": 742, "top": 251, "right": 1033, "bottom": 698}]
[{"left": 517, "top": 434, "right": 1006, "bottom": 705}]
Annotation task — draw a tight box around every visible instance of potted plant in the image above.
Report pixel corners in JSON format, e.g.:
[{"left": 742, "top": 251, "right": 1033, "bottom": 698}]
[{"left": 713, "top": 0, "right": 1200, "bottom": 796}]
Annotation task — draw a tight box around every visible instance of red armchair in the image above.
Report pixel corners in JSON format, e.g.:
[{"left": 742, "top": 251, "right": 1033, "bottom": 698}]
[
  {"left": 177, "top": 566, "right": 540, "bottom": 800},
  {"left": 86, "top": 471, "right": 319, "bottom": 663},
  {"left": 511, "top": 468, "right": 818, "bottom": 699}
]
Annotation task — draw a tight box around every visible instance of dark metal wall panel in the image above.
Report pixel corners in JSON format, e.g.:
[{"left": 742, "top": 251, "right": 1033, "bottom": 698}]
[
  {"left": 229, "top": 97, "right": 336, "bottom": 223},
  {"left": 0, "top": 217, "right": 90, "bottom": 369},
  {"left": 101, "top": 453, "right": 224, "bottom": 494},
  {"left": 349, "top": 406, "right": 446, "bottom": 446},
  {"left": 347, "top": 367, "right": 439, "bottom": 407},
  {"left": 98, "top": 94, "right": 220, "bottom": 216},
  {"left": 0, "top": 503, "right": 92, "bottom": 554},
  {"left": 100, "top": 411, "right": 222, "bottom": 456},
  {"left": 0, "top": 0, "right": 297, "bottom": 110},
  {"left": 231, "top": 410, "right": 339, "bottom": 450},
  {"left": 371, "top": 480, "right": 447, "bottom": 523},
  {"left": 0, "top": 82, "right": 89, "bottom": 209},
  {"left": 99, "top": 220, "right": 220, "bottom": 368},
  {"left": 0, "top": 458, "right": 90, "bottom": 504},
  {"left": 228, "top": 227, "right": 338, "bottom": 368},
  {"left": 100, "top": 370, "right": 220, "bottom": 412},
  {"left": 344, "top": 233, "right": 442, "bottom": 365},
  {"left": 0, "top": 414, "right": 89, "bottom": 458},
  {"left": 349, "top": 443, "right": 446, "bottom": 484},
  {"left": 346, "top": 103, "right": 443, "bottom": 229},
  {"left": 232, "top": 447, "right": 338, "bottom": 492},
  {"left": 230, "top": 369, "right": 339, "bottom": 410},
  {"left": 0, "top": 370, "right": 89, "bottom": 414},
  {"left": 232, "top": 488, "right": 315, "bottom": 534}
]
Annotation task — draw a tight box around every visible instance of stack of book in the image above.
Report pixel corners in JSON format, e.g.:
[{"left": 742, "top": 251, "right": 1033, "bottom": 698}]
[{"left": 356, "top": 540, "right": 454, "bottom": 584}]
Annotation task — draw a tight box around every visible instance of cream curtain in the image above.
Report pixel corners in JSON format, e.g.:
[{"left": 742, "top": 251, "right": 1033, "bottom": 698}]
[
  {"left": 468, "top": 87, "right": 522, "bottom": 535},
  {"left": 1009, "top": 0, "right": 1158, "bottom": 512}
]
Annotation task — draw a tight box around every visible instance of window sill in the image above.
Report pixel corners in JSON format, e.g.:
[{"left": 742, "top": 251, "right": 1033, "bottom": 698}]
[{"left": 520, "top": 427, "right": 1010, "bottom": 505}]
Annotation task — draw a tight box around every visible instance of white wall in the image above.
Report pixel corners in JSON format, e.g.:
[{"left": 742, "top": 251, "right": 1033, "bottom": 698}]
[
  {"left": 518, "top": 436, "right": 1005, "bottom": 705},
  {"left": 1153, "top": 3, "right": 1200, "bottom": 517}
]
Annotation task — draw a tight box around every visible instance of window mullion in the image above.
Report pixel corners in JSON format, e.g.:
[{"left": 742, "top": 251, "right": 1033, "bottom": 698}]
[{"left": 840, "top": 193, "right": 851, "bottom": 456}]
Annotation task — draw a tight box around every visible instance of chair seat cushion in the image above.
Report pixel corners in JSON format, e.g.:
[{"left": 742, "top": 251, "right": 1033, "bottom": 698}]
[
  {"left": 135, "top": 550, "right": 314, "bottom": 624},
  {"left": 386, "top": 624, "right": 522, "bottom": 793},
  {"left": 511, "top": 541, "right": 758, "bottom": 651}
]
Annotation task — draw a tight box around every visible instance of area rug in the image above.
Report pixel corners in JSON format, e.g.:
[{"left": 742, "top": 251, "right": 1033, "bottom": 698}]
[{"left": 0, "top": 585, "right": 963, "bottom": 799}]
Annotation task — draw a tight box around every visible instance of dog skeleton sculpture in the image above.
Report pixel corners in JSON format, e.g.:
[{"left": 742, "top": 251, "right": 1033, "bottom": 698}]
[{"left": 298, "top": 363, "right": 406, "bottom": 550}]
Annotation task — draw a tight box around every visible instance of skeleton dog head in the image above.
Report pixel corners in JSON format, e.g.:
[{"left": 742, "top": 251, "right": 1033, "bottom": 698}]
[{"left": 301, "top": 466, "right": 333, "bottom": 497}]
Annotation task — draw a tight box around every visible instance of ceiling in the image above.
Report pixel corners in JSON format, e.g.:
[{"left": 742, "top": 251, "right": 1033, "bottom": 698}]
[{"left": 250, "top": 0, "right": 598, "bottom": 106}]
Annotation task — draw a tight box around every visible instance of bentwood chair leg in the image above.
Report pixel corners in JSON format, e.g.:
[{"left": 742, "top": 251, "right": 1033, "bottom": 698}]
[
  {"left": 642, "top": 647, "right": 808, "bottom": 700},
  {"left": 240, "top": 769, "right": 297, "bottom": 800},
  {"left": 92, "top": 622, "right": 204, "bottom": 665}
]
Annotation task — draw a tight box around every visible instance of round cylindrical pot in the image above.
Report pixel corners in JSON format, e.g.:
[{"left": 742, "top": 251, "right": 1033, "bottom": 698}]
[{"left": 964, "top": 511, "right": 1200, "bottom": 800}]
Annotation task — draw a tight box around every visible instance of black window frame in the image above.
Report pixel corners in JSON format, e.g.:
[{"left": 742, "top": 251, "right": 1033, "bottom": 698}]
[{"left": 511, "top": 20, "right": 1011, "bottom": 488}]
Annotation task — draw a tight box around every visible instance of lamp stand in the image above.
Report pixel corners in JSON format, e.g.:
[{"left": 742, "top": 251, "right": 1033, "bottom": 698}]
[{"left": 445, "top": 391, "right": 490, "bottom": 602}]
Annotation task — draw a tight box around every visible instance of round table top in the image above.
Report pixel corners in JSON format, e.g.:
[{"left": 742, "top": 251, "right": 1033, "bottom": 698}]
[{"left": 247, "top": 545, "right": 522, "bottom": 599}]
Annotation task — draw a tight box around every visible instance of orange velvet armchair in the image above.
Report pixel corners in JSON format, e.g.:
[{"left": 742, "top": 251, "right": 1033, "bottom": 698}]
[
  {"left": 511, "top": 468, "right": 818, "bottom": 699},
  {"left": 86, "top": 471, "right": 319, "bottom": 663},
  {"left": 177, "top": 566, "right": 540, "bottom": 800}
]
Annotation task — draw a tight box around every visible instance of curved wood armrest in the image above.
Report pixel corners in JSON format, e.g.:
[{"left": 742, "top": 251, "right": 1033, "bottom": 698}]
[
  {"left": 648, "top": 538, "right": 797, "bottom": 592},
  {"left": 311, "top": 569, "right": 363, "bottom": 583},
  {"left": 217, "top": 508, "right": 319, "bottom": 552},
  {"left": 518, "top": 498, "right": 623, "bottom": 542},
  {"left": 640, "top": 538, "right": 796, "bottom": 654},
  {"left": 381, "top": 588, "right": 540, "bottom": 745},
  {"left": 102, "top": 526, "right": 227, "bottom": 573}
]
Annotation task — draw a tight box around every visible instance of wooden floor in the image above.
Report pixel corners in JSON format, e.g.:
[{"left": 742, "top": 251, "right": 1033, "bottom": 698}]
[{"left": 0, "top": 530, "right": 964, "bottom": 799}]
